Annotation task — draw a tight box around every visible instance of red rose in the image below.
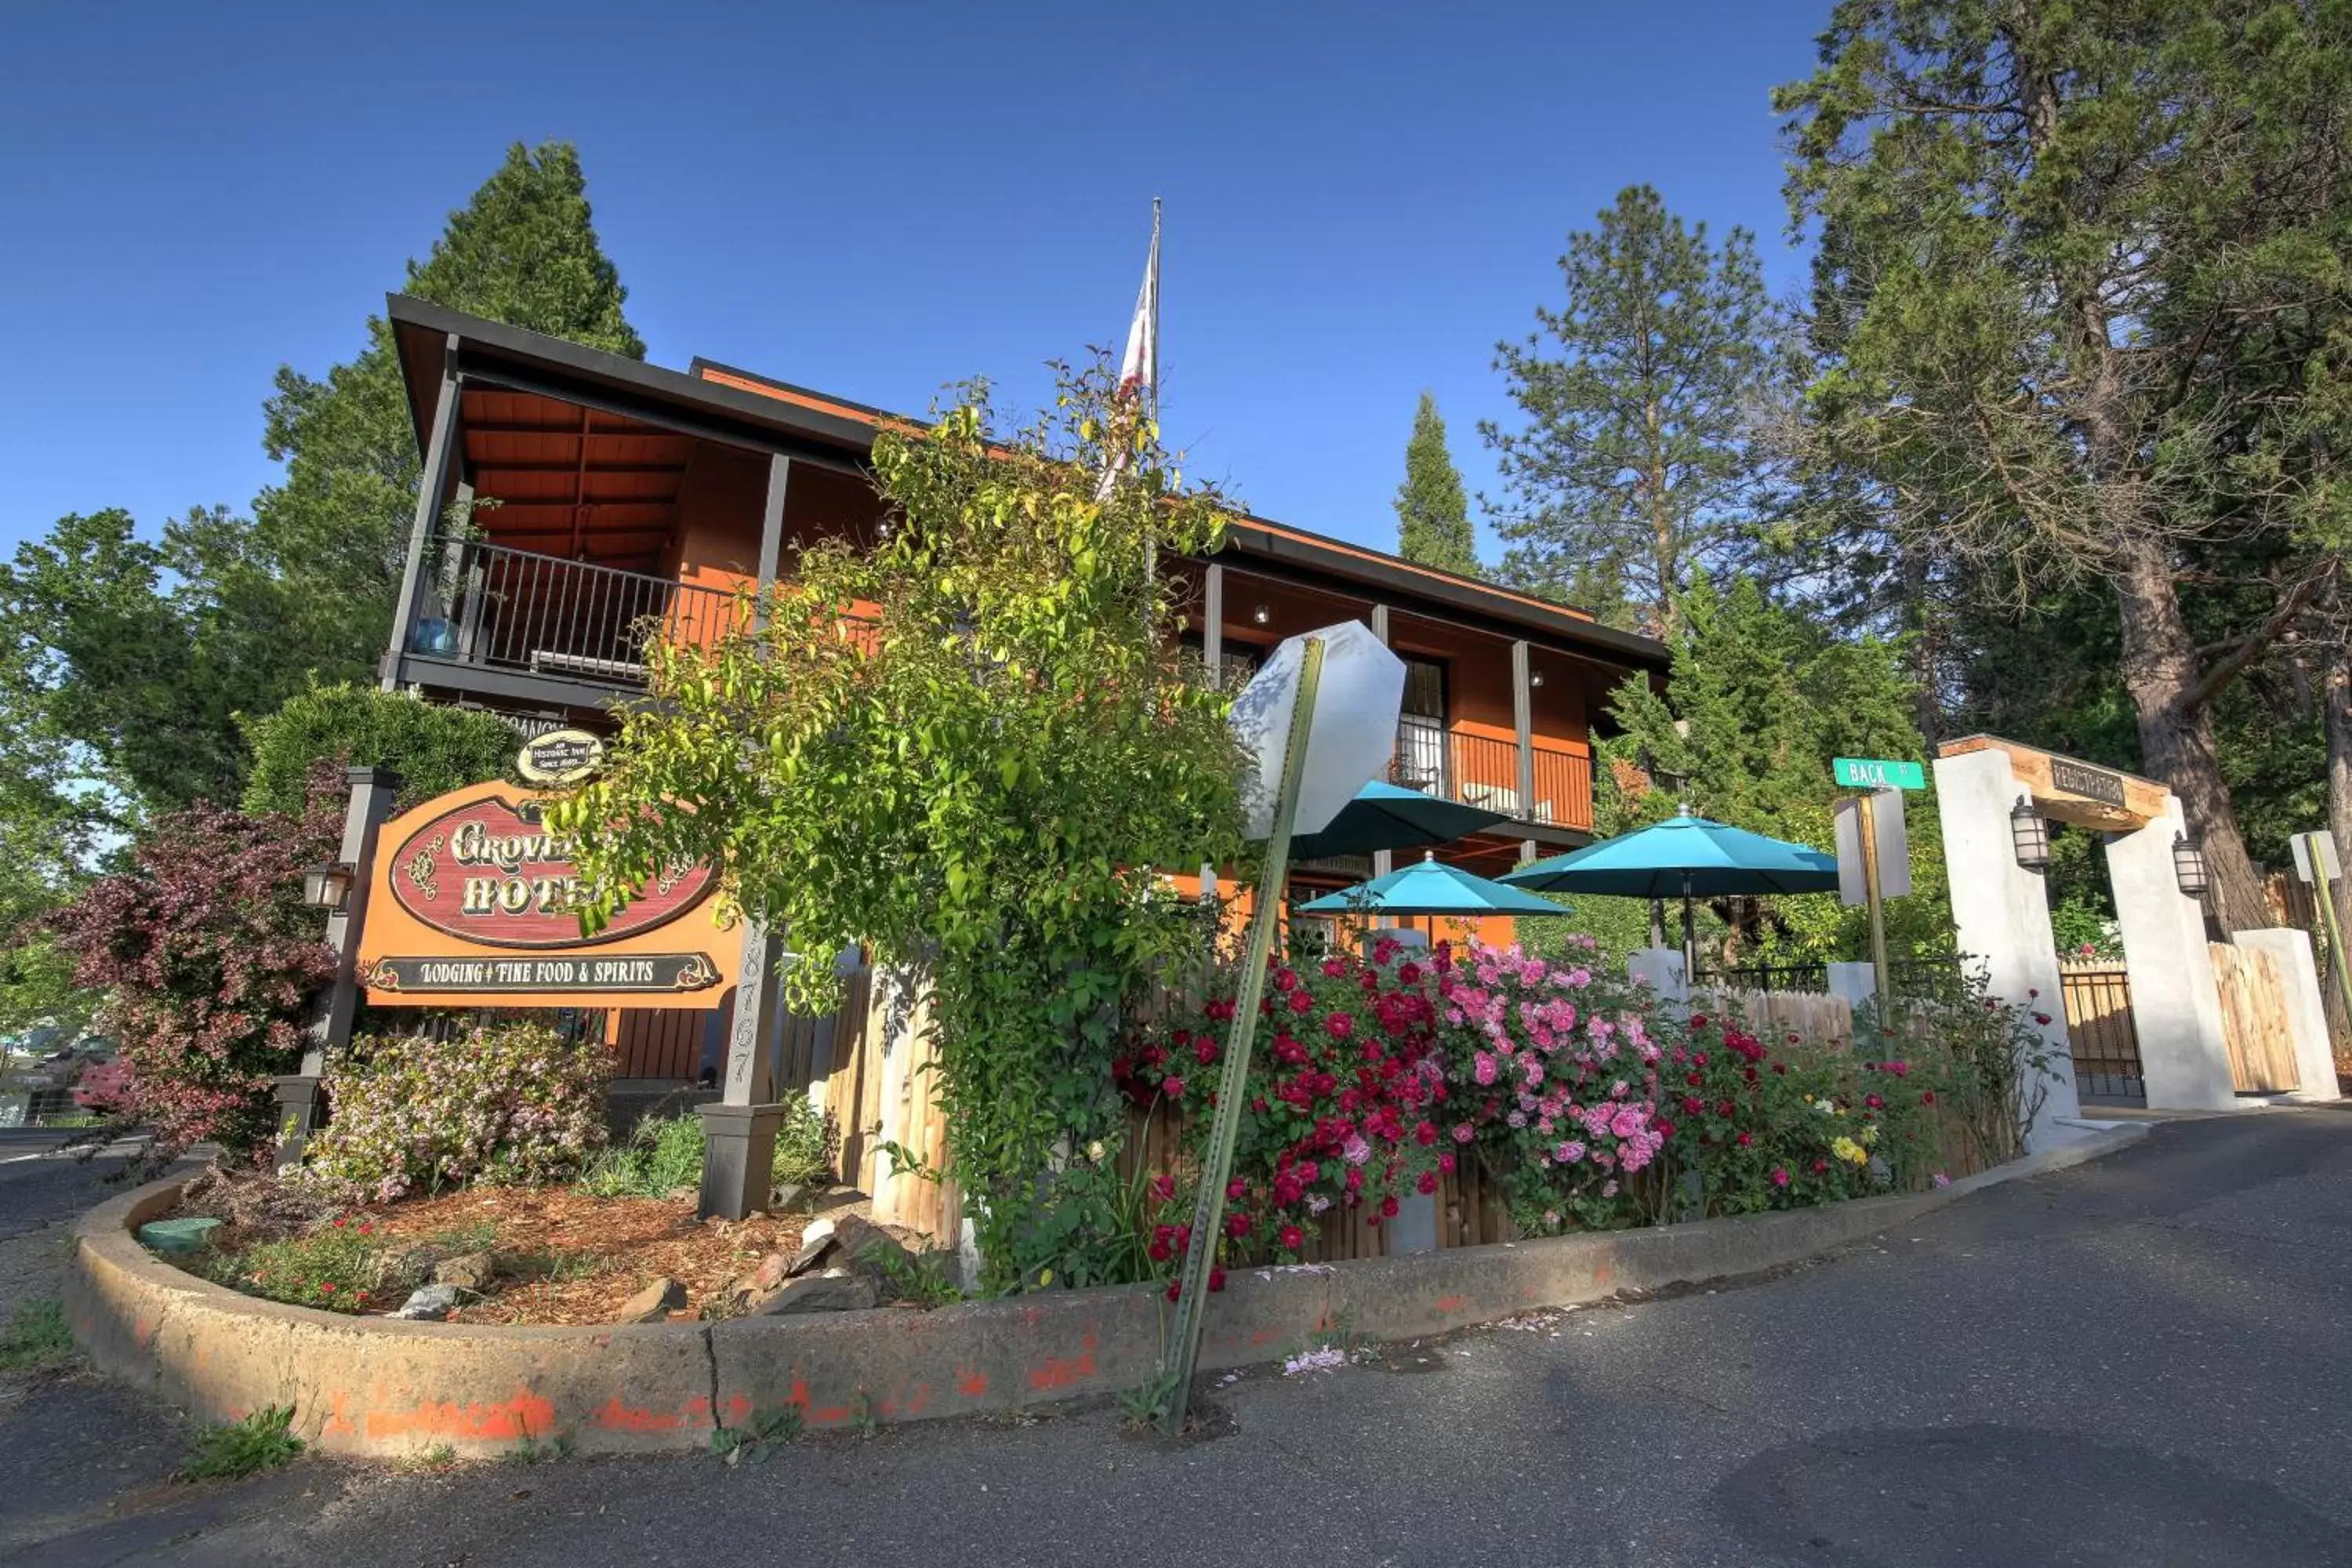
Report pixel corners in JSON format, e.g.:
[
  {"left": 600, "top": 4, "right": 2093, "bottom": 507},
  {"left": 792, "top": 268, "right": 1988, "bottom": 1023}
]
[
  {"left": 1654, "top": 1118, "right": 1676, "bottom": 1138},
  {"left": 1196, "top": 1037, "right": 1219, "bottom": 1065},
  {"left": 1279, "top": 1224, "right": 1305, "bottom": 1251},
  {"left": 1149, "top": 1239, "right": 1172, "bottom": 1262},
  {"left": 1381, "top": 1194, "right": 1399, "bottom": 1218},
  {"left": 1736, "top": 1131, "right": 1753, "bottom": 1147},
  {"left": 1166, "top": 1279, "right": 1181, "bottom": 1301},
  {"left": 1162, "top": 1075, "right": 1185, "bottom": 1099},
  {"left": 1865, "top": 1094, "right": 1883, "bottom": 1109},
  {"left": 1208, "top": 1268, "right": 1226, "bottom": 1292},
  {"left": 1438, "top": 1152, "right": 1457, "bottom": 1174},
  {"left": 1225, "top": 1213, "right": 1251, "bottom": 1239},
  {"left": 1415, "top": 1170, "right": 1438, "bottom": 1195},
  {"left": 1414, "top": 1120, "right": 1438, "bottom": 1147},
  {"left": 1690, "top": 1014, "right": 1709, "bottom": 1029},
  {"left": 1685, "top": 1073, "right": 1702, "bottom": 1087},
  {"left": 1274, "top": 967, "right": 1299, "bottom": 993},
  {"left": 1288, "top": 989, "right": 1314, "bottom": 1014},
  {"left": 1921, "top": 1091, "right": 1936, "bottom": 1105},
  {"left": 1325, "top": 1011, "right": 1355, "bottom": 1039}
]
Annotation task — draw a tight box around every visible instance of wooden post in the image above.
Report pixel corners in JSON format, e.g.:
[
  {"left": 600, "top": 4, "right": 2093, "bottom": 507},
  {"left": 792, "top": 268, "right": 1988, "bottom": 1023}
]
[
  {"left": 1511, "top": 639, "right": 1535, "bottom": 823},
  {"left": 1860, "top": 789, "right": 1892, "bottom": 1008},
  {"left": 382, "top": 336, "right": 461, "bottom": 689},
  {"left": 1203, "top": 561, "right": 1225, "bottom": 688},
  {"left": 276, "top": 766, "right": 402, "bottom": 1167},
  {"left": 1161, "top": 635, "right": 1324, "bottom": 1434}
]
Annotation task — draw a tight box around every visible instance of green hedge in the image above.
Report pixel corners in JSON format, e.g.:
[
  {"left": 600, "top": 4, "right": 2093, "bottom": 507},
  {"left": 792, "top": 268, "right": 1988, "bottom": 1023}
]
[{"left": 240, "top": 682, "right": 523, "bottom": 815}]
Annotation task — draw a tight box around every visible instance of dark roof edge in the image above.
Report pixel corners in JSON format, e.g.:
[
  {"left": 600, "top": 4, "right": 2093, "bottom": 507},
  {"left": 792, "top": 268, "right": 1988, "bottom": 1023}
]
[
  {"left": 385, "top": 296, "right": 1668, "bottom": 671},
  {"left": 386, "top": 295, "right": 877, "bottom": 457}
]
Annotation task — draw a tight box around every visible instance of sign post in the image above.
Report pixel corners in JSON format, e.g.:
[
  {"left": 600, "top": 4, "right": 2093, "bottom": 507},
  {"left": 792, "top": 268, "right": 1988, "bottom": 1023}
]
[
  {"left": 1160, "top": 619, "right": 1403, "bottom": 1435},
  {"left": 2291, "top": 830, "right": 2352, "bottom": 1025},
  {"left": 1834, "top": 760, "right": 1921, "bottom": 1008}
]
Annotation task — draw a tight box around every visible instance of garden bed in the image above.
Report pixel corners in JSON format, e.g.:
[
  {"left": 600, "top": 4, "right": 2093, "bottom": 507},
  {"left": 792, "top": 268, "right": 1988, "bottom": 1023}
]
[{"left": 160, "top": 1167, "right": 886, "bottom": 1327}]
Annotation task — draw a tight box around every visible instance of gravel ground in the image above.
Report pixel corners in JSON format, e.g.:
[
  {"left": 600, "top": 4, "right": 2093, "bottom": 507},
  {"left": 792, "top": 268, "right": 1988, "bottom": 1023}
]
[{"left": 5, "top": 1109, "right": 2349, "bottom": 1566}]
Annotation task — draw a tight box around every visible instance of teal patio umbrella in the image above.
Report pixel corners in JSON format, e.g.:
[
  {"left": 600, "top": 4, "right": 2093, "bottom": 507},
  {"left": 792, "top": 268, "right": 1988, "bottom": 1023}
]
[
  {"left": 1297, "top": 851, "right": 1567, "bottom": 943},
  {"left": 1501, "top": 814, "right": 1838, "bottom": 979},
  {"left": 1289, "top": 781, "right": 1510, "bottom": 862}
]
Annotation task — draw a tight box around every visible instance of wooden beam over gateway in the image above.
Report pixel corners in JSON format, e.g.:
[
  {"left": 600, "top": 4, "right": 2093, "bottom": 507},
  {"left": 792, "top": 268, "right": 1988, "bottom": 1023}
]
[{"left": 1935, "top": 734, "right": 2169, "bottom": 832}]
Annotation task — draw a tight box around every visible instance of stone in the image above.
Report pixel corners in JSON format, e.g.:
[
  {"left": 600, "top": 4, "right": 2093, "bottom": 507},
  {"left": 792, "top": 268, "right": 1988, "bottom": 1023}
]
[
  {"left": 755, "top": 1272, "right": 880, "bottom": 1316},
  {"left": 391, "top": 1283, "right": 462, "bottom": 1321},
  {"left": 769, "top": 1181, "right": 812, "bottom": 1214},
  {"left": 786, "top": 1217, "right": 837, "bottom": 1277},
  {"left": 137, "top": 1217, "right": 222, "bottom": 1256},
  {"left": 615, "top": 1277, "right": 685, "bottom": 1324},
  {"left": 431, "top": 1250, "right": 498, "bottom": 1291},
  {"left": 751, "top": 1251, "right": 794, "bottom": 1293},
  {"left": 828, "top": 1214, "right": 915, "bottom": 1281},
  {"left": 666, "top": 1185, "right": 697, "bottom": 1202}
]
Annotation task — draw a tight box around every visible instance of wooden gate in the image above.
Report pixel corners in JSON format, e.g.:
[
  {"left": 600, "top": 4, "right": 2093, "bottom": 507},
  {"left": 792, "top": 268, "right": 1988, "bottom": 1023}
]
[
  {"left": 2059, "top": 961, "right": 2143, "bottom": 1103},
  {"left": 2209, "top": 942, "right": 2299, "bottom": 1093}
]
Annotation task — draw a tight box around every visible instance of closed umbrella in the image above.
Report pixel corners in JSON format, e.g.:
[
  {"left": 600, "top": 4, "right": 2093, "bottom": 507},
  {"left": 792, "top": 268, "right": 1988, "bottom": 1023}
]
[
  {"left": 1501, "top": 815, "right": 1838, "bottom": 980},
  {"left": 1297, "top": 851, "right": 1568, "bottom": 945}
]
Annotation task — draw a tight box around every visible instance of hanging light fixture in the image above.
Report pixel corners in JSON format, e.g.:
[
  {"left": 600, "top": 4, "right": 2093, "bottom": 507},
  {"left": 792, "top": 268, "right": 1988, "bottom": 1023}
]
[
  {"left": 1530, "top": 670, "right": 1546, "bottom": 688},
  {"left": 2172, "top": 831, "right": 2209, "bottom": 898},
  {"left": 1252, "top": 604, "right": 1270, "bottom": 626},
  {"left": 2010, "top": 798, "right": 2049, "bottom": 872},
  {"left": 302, "top": 862, "right": 356, "bottom": 912}
]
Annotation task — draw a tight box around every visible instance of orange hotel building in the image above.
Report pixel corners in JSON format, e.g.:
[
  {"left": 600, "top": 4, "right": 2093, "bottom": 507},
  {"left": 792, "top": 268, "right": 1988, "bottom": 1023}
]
[{"left": 379, "top": 294, "right": 1669, "bottom": 1091}]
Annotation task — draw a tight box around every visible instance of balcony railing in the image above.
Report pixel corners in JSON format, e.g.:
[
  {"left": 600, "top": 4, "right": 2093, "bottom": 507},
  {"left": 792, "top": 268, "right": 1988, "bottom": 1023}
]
[
  {"left": 405, "top": 535, "right": 742, "bottom": 686},
  {"left": 1390, "top": 724, "right": 1592, "bottom": 832}
]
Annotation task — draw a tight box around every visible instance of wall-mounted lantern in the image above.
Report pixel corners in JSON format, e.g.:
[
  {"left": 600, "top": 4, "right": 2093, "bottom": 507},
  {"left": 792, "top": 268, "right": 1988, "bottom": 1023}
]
[
  {"left": 2010, "top": 797, "right": 2049, "bottom": 872},
  {"left": 1251, "top": 604, "right": 1271, "bottom": 626},
  {"left": 302, "top": 862, "right": 356, "bottom": 913},
  {"left": 1530, "top": 670, "right": 1546, "bottom": 688},
  {"left": 2172, "top": 832, "right": 2209, "bottom": 898}
]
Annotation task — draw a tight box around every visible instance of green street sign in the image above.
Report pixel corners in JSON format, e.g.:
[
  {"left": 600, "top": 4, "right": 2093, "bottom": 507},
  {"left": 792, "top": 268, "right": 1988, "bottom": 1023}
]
[{"left": 1833, "top": 757, "right": 1926, "bottom": 791}]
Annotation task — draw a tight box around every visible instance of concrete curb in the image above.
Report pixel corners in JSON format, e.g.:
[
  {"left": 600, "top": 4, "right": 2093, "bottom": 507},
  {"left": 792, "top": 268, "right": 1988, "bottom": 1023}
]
[{"left": 66, "top": 1124, "right": 2151, "bottom": 1457}]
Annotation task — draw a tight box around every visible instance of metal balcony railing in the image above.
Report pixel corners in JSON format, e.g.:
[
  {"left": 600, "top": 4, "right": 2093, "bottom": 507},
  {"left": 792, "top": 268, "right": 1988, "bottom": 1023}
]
[
  {"left": 404, "top": 535, "right": 742, "bottom": 686},
  {"left": 1390, "top": 724, "right": 1593, "bottom": 832}
]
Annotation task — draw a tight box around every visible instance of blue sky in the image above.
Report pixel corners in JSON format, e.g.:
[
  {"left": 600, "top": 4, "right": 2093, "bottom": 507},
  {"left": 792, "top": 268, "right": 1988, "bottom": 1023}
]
[{"left": 0, "top": 1, "right": 1827, "bottom": 564}]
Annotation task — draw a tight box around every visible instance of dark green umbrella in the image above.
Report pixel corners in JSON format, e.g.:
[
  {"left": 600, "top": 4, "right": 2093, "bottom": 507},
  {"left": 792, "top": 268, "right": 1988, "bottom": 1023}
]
[{"left": 1288, "top": 781, "right": 1509, "bottom": 861}]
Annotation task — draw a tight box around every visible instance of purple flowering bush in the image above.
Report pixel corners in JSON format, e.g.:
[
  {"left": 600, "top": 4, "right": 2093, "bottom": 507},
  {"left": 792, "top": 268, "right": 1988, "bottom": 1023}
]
[{"left": 300, "top": 1021, "right": 612, "bottom": 1202}]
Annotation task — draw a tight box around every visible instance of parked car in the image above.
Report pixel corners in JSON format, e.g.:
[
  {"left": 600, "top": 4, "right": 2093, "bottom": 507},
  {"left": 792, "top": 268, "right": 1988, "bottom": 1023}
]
[{"left": 71, "top": 1057, "right": 132, "bottom": 1114}]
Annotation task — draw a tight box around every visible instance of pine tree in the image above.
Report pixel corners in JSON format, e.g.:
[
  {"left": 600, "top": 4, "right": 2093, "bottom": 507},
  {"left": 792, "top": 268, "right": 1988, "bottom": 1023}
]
[
  {"left": 1483, "top": 185, "right": 1779, "bottom": 638},
  {"left": 223, "top": 141, "right": 644, "bottom": 713},
  {"left": 1599, "top": 574, "right": 1940, "bottom": 969},
  {"left": 1393, "top": 393, "right": 1477, "bottom": 575}
]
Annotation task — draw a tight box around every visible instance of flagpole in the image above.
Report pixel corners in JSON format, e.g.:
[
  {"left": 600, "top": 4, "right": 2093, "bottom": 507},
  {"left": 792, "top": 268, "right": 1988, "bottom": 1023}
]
[{"left": 1142, "top": 197, "right": 1162, "bottom": 591}]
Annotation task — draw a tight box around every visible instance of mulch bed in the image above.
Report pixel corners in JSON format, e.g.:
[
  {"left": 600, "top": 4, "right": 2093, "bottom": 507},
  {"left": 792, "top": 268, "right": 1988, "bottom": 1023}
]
[
  {"left": 355, "top": 1187, "right": 818, "bottom": 1326},
  {"left": 167, "top": 1168, "right": 888, "bottom": 1327}
]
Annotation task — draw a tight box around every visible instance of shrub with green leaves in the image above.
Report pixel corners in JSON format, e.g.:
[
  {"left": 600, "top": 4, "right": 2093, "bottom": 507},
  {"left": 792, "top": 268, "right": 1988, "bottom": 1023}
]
[
  {"left": 580, "top": 1102, "right": 833, "bottom": 1200},
  {"left": 200, "top": 1215, "right": 414, "bottom": 1314},
  {"left": 239, "top": 681, "right": 523, "bottom": 817},
  {"left": 302, "top": 1020, "right": 612, "bottom": 1201}
]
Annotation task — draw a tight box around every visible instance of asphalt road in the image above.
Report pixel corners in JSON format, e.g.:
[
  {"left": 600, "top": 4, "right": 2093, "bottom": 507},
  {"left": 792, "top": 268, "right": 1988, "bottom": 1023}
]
[{"left": 5, "top": 1109, "right": 2350, "bottom": 1567}]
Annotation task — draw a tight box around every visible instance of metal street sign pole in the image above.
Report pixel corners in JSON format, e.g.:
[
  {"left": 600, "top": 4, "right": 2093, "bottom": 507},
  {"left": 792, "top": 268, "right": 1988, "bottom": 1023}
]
[{"left": 1160, "top": 634, "right": 1325, "bottom": 1435}]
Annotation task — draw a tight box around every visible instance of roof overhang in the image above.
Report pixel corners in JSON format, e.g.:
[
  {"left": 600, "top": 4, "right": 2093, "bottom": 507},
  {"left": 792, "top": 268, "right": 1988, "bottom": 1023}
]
[{"left": 385, "top": 296, "right": 1670, "bottom": 673}]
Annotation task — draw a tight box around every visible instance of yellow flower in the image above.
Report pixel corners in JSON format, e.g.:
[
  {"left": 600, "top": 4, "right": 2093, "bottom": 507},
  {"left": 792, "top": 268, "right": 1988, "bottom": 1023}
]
[
  {"left": 1831, "top": 1135, "right": 1868, "bottom": 1167},
  {"left": 1858, "top": 1124, "right": 1878, "bottom": 1148}
]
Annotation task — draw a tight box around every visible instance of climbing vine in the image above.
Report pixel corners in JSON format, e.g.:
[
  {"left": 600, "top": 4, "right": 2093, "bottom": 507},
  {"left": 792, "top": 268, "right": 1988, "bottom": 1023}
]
[{"left": 552, "top": 362, "right": 1247, "bottom": 1286}]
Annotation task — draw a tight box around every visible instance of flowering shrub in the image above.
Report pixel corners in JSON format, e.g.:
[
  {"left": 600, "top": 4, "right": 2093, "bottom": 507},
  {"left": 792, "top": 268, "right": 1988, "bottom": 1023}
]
[
  {"left": 1116, "top": 932, "right": 2059, "bottom": 1272},
  {"left": 49, "top": 780, "right": 340, "bottom": 1167},
  {"left": 1127, "top": 933, "right": 1454, "bottom": 1269},
  {"left": 301, "top": 1021, "right": 612, "bottom": 1202},
  {"left": 200, "top": 1214, "right": 412, "bottom": 1315}
]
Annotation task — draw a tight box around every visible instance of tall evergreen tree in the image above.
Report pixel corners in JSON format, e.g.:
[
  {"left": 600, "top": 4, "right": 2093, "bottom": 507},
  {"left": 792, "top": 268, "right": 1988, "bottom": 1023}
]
[
  {"left": 1393, "top": 392, "right": 1477, "bottom": 575},
  {"left": 1483, "top": 184, "right": 1780, "bottom": 638},
  {"left": 0, "top": 142, "right": 643, "bottom": 817},
  {"left": 1777, "top": 0, "right": 2352, "bottom": 933},
  {"left": 229, "top": 140, "right": 647, "bottom": 710}
]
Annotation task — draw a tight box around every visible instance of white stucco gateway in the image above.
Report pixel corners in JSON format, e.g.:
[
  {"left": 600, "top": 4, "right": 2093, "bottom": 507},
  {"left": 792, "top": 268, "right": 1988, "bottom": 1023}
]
[{"left": 1933, "top": 736, "right": 2338, "bottom": 1148}]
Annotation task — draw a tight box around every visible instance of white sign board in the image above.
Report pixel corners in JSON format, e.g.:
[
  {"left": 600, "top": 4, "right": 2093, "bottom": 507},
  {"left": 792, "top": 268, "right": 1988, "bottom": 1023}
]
[
  {"left": 1228, "top": 620, "right": 1406, "bottom": 840},
  {"left": 1834, "top": 788, "right": 1912, "bottom": 906},
  {"left": 2291, "top": 829, "right": 2343, "bottom": 886}
]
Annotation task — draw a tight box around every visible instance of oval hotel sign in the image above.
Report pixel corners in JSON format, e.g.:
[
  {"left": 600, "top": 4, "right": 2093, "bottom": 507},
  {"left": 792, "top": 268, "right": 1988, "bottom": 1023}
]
[
  {"left": 355, "top": 779, "right": 731, "bottom": 1011},
  {"left": 389, "top": 791, "right": 713, "bottom": 949}
]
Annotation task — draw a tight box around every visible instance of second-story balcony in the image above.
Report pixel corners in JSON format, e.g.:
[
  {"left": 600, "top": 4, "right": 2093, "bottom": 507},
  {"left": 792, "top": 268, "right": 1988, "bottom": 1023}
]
[
  {"left": 1391, "top": 724, "right": 1594, "bottom": 833},
  {"left": 406, "top": 534, "right": 744, "bottom": 687}
]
